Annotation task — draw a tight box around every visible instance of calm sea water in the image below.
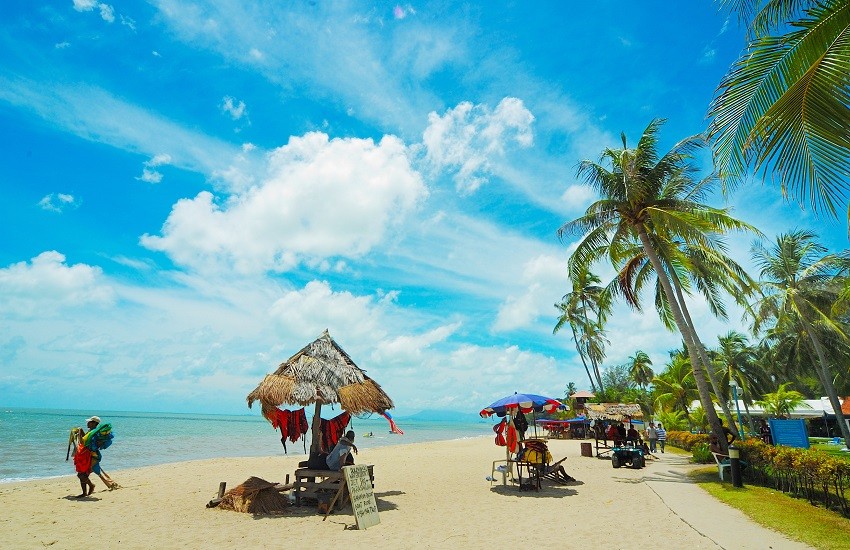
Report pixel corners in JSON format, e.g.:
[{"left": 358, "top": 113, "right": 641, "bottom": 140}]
[{"left": 0, "top": 408, "right": 494, "bottom": 483}]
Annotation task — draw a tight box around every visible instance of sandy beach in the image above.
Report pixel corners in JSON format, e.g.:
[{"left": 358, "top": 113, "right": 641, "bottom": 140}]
[{"left": 1, "top": 437, "right": 810, "bottom": 549}]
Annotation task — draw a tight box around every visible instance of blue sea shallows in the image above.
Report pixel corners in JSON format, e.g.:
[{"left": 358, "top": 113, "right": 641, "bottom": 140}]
[{"left": 0, "top": 408, "right": 493, "bottom": 482}]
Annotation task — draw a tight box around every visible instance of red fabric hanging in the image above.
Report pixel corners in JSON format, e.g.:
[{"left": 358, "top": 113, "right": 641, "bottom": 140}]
[{"left": 320, "top": 411, "right": 351, "bottom": 452}]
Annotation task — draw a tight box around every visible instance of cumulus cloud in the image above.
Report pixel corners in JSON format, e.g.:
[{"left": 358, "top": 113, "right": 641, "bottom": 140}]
[
  {"left": 268, "top": 280, "right": 389, "bottom": 344},
  {"left": 141, "top": 132, "right": 427, "bottom": 274},
  {"left": 220, "top": 96, "right": 247, "bottom": 120},
  {"left": 38, "top": 193, "right": 79, "bottom": 213},
  {"left": 422, "top": 97, "right": 534, "bottom": 193},
  {"left": 493, "top": 254, "right": 566, "bottom": 332},
  {"left": 0, "top": 251, "right": 116, "bottom": 317},
  {"left": 55, "top": 41, "right": 71, "bottom": 49}
]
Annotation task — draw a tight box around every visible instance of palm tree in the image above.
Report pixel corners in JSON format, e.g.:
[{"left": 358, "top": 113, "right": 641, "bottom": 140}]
[
  {"left": 708, "top": 0, "right": 850, "bottom": 220},
  {"left": 615, "top": 236, "right": 757, "bottom": 432},
  {"left": 713, "top": 331, "right": 766, "bottom": 434},
  {"left": 627, "top": 350, "right": 654, "bottom": 390},
  {"left": 756, "top": 382, "right": 812, "bottom": 417},
  {"left": 554, "top": 264, "right": 610, "bottom": 392},
  {"left": 559, "top": 118, "right": 755, "bottom": 450},
  {"left": 653, "top": 352, "right": 700, "bottom": 429},
  {"left": 749, "top": 230, "right": 850, "bottom": 446}
]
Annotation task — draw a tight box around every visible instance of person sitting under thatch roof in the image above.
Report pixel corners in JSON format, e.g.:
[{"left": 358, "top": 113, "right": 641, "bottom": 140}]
[{"left": 326, "top": 431, "right": 358, "bottom": 471}]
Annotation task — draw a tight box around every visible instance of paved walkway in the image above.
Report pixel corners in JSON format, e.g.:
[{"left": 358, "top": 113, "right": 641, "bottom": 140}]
[{"left": 644, "top": 452, "right": 811, "bottom": 549}]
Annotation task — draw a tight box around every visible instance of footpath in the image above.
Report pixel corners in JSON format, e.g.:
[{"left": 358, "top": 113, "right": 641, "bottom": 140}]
[{"left": 644, "top": 452, "right": 811, "bottom": 550}]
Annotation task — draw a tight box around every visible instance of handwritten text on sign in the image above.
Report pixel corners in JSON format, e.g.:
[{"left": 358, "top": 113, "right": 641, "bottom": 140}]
[{"left": 342, "top": 465, "right": 379, "bottom": 529}]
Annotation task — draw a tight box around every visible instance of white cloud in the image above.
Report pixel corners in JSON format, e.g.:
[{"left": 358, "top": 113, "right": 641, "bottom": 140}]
[
  {"left": 72, "top": 1, "right": 114, "bottom": 23},
  {"left": 72, "top": 0, "right": 97, "bottom": 11},
  {"left": 99, "top": 4, "right": 115, "bottom": 23},
  {"left": 268, "top": 281, "right": 388, "bottom": 344},
  {"left": 55, "top": 42, "right": 71, "bottom": 49},
  {"left": 0, "top": 251, "right": 116, "bottom": 317},
  {"left": 141, "top": 132, "right": 428, "bottom": 274},
  {"left": 120, "top": 15, "right": 136, "bottom": 31},
  {"left": 422, "top": 98, "right": 535, "bottom": 193},
  {"left": 147, "top": 153, "right": 172, "bottom": 167},
  {"left": 561, "top": 184, "right": 596, "bottom": 210},
  {"left": 493, "top": 254, "right": 566, "bottom": 332},
  {"left": 220, "top": 96, "right": 247, "bottom": 120},
  {"left": 137, "top": 168, "right": 163, "bottom": 183},
  {"left": 38, "top": 193, "right": 79, "bottom": 213}
]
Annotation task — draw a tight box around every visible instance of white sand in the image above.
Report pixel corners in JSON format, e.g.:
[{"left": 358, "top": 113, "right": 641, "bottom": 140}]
[{"left": 0, "top": 438, "right": 811, "bottom": 549}]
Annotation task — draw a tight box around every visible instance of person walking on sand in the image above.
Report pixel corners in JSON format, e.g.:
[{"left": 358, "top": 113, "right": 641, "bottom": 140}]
[
  {"left": 646, "top": 422, "right": 658, "bottom": 453},
  {"left": 656, "top": 423, "right": 667, "bottom": 453},
  {"left": 71, "top": 416, "right": 118, "bottom": 495}
]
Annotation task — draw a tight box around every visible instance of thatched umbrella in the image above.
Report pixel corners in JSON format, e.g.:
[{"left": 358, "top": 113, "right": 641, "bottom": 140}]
[{"left": 247, "top": 329, "right": 394, "bottom": 454}]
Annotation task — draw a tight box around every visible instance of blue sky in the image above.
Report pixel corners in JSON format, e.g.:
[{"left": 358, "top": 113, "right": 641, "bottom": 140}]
[{"left": 1, "top": 1, "right": 844, "bottom": 415}]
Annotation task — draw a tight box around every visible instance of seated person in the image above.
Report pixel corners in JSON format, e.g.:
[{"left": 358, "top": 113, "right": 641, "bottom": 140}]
[
  {"left": 616, "top": 422, "right": 627, "bottom": 445},
  {"left": 325, "top": 430, "right": 358, "bottom": 471},
  {"left": 626, "top": 425, "right": 639, "bottom": 442},
  {"left": 605, "top": 423, "right": 618, "bottom": 442}
]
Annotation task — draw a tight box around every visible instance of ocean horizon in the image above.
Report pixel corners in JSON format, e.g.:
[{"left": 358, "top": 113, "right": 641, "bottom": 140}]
[{"left": 0, "top": 407, "right": 495, "bottom": 483}]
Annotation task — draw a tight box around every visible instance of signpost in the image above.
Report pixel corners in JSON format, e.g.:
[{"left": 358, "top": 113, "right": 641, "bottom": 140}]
[
  {"left": 768, "top": 418, "right": 810, "bottom": 449},
  {"left": 332, "top": 465, "right": 379, "bottom": 529}
]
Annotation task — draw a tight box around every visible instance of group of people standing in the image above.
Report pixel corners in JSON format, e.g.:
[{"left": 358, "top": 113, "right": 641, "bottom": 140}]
[{"left": 644, "top": 422, "right": 667, "bottom": 453}]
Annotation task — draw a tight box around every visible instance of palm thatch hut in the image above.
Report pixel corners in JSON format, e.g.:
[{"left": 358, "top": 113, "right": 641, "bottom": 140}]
[
  {"left": 247, "top": 329, "right": 394, "bottom": 454},
  {"left": 586, "top": 403, "right": 643, "bottom": 421}
]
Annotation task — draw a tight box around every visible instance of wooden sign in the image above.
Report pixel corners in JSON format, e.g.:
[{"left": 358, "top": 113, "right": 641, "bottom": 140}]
[{"left": 342, "top": 465, "right": 380, "bottom": 529}]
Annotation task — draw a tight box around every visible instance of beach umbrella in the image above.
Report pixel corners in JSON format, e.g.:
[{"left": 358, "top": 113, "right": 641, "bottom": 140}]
[
  {"left": 480, "top": 392, "right": 566, "bottom": 474},
  {"left": 246, "top": 329, "right": 394, "bottom": 454},
  {"left": 479, "top": 392, "right": 565, "bottom": 418}
]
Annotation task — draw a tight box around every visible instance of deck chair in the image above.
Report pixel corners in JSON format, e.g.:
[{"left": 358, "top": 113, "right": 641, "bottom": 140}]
[{"left": 523, "top": 439, "right": 576, "bottom": 485}]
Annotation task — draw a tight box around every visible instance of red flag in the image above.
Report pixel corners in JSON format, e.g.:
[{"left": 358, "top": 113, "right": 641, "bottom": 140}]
[{"left": 380, "top": 411, "right": 404, "bottom": 435}]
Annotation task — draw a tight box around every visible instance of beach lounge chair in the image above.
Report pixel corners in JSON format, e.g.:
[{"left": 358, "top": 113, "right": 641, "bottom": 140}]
[{"left": 520, "top": 439, "right": 575, "bottom": 487}]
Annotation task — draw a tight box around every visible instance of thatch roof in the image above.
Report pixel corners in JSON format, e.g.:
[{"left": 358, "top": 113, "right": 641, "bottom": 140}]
[
  {"left": 246, "top": 329, "right": 394, "bottom": 415},
  {"left": 217, "top": 477, "right": 289, "bottom": 514},
  {"left": 585, "top": 403, "right": 643, "bottom": 420}
]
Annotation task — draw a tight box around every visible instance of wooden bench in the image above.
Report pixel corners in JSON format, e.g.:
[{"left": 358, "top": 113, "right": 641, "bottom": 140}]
[
  {"left": 293, "top": 465, "right": 374, "bottom": 506},
  {"left": 595, "top": 436, "right": 619, "bottom": 458}
]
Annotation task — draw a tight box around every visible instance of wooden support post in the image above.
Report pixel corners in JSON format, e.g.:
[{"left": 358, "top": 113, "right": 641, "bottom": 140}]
[{"left": 217, "top": 482, "right": 226, "bottom": 499}]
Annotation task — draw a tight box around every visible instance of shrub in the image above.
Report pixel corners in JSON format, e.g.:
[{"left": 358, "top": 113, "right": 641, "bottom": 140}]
[{"left": 691, "top": 442, "right": 713, "bottom": 464}]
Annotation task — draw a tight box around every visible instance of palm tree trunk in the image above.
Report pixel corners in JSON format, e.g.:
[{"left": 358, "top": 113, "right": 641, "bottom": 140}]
[
  {"left": 800, "top": 316, "right": 850, "bottom": 448},
  {"left": 570, "top": 324, "right": 597, "bottom": 392},
  {"left": 579, "top": 296, "right": 606, "bottom": 392},
  {"left": 636, "top": 228, "right": 726, "bottom": 450},
  {"left": 670, "top": 272, "right": 739, "bottom": 432}
]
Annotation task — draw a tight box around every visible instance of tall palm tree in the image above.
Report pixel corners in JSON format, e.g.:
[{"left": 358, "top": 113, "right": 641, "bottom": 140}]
[
  {"left": 708, "top": 0, "right": 850, "bottom": 220},
  {"left": 756, "top": 382, "right": 812, "bottom": 417},
  {"left": 749, "top": 229, "right": 850, "bottom": 446},
  {"left": 554, "top": 264, "right": 610, "bottom": 392},
  {"left": 627, "top": 350, "right": 654, "bottom": 390},
  {"left": 559, "top": 118, "right": 755, "bottom": 450},
  {"left": 616, "top": 236, "right": 758, "bottom": 431}
]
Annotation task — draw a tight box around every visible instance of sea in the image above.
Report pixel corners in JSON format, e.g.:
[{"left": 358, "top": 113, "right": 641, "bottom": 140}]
[{"left": 0, "top": 408, "right": 496, "bottom": 483}]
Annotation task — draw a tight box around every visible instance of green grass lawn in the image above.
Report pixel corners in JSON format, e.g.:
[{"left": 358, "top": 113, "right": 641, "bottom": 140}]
[
  {"left": 690, "top": 467, "right": 850, "bottom": 550},
  {"left": 809, "top": 440, "right": 850, "bottom": 461}
]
